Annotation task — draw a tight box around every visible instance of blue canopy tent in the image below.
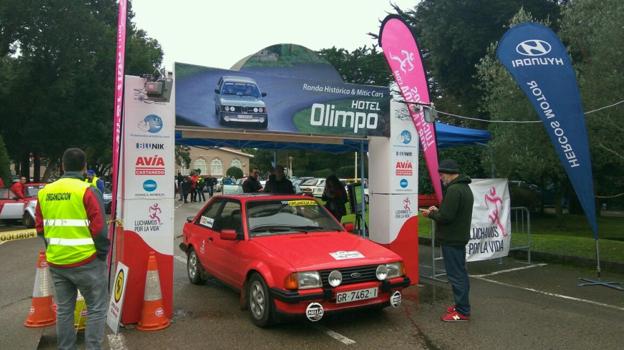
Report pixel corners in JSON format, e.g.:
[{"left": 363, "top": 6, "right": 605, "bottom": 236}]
[{"left": 175, "top": 121, "right": 491, "bottom": 152}]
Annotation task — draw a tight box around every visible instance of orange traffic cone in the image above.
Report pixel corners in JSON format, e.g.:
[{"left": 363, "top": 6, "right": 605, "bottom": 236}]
[
  {"left": 137, "top": 252, "right": 170, "bottom": 331},
  {"left": 24, "top": 250, "right": 56, "bottom": 328}
]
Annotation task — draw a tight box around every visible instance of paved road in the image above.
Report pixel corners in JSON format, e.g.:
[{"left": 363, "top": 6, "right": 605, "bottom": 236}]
[{"left": 1, "top": 204, "right": 623, "bottom": 349}]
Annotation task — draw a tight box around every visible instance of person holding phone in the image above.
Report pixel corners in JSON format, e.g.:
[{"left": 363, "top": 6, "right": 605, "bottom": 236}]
[{"left": 421, "top": 159, "right": 474, "bottom": 322}]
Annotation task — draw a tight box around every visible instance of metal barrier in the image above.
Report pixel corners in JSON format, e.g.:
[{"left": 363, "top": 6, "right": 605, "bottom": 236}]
[
  {"left": 508, "top": 206, "right": 532, "bottom": 264},
  {"left": 421, "top": 206, "right": 532, "bottom": 281}
]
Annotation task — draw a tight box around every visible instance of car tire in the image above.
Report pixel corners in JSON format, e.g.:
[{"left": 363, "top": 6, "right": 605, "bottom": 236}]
[
  {"left": 247, "top": 272, "right": 275, "bottom": 327},
  {"left": 187, "top": 248, "right": 207, "bottom": 285},
  {"left": 260, "top": 118, "right": 268, "bottom": 129},
  {"left": 22, "top": 213, "right": 35, "bottom": 228}
]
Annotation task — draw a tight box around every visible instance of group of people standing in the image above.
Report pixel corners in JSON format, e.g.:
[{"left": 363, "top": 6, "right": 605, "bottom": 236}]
[{"left": 176, "top": 172, "right": 216, "bottom": 203}]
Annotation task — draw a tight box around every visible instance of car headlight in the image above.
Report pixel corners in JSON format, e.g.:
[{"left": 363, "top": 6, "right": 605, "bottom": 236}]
[
  {"left": 328, "top": 270, "right": 342, "bottom": 287},
  {"left": 285, "top": 271, "right": 321, "bottom": 290},
  {"left": 385, "top": 262, "right": 404, "bottom": 279},
  {"left": 376, "top": 265, "right": 389, "bottom": 281},
  {"left": 258, "top": 107, "right": 264, "bottom": 113},
  {"left": 253, "top": 107, "right": 259, "bottom": 113}
]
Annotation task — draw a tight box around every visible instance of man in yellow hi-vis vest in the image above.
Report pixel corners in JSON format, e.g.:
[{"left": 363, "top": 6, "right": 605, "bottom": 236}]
[
  {"left": 85, "top": 169, "right": 105, "bottom": 193},
  {"left": 35, "top": 148, "right": 109, "bottom": 350}
]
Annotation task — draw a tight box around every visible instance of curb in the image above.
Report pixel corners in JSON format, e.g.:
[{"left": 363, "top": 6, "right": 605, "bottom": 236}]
[{"left": 418, "top": 237, "right": 624, "bottom": 274}]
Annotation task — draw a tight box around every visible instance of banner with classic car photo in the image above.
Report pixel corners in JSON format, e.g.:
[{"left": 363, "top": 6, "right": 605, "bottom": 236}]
[
  {"left": 466, "top": 179, "right": 511, "bottom": 262},
  {"left": 175, "top": 58, "right": 390, "bottom": 138}
]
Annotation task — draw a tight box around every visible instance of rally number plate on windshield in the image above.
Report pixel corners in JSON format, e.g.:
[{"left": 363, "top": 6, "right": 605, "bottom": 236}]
[{"left": 336, "top": 287, "right": 378, "bottom": 304}]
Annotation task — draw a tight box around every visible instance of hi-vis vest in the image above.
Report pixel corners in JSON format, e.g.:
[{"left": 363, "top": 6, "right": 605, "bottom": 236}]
[
  {"left": 85, "top": 176, "right": 99, "bottom": 189},
  {"left": 38, "top": 178, "right": 96, "bottom": 265}
]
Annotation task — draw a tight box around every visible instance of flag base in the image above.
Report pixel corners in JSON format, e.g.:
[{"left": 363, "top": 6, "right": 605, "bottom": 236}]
[{"left": 577, "top": 277, "right": 624, "bottom": 292}]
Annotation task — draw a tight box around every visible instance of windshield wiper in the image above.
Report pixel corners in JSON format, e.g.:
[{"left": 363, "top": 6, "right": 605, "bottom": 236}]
[{"left": 249, "top": 225, "right": 292, "bottom": 233}]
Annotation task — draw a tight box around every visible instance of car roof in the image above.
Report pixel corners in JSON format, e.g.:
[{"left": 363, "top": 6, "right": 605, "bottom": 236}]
[
  {"left": 221, "top": 75, "right": 257, "bottom": 84},
  {"left": 215, "top": 193, "right": 317, "bottom": 203}
]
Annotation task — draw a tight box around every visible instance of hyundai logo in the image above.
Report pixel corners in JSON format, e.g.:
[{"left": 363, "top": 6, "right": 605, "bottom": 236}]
[
  {"left": 350, "top": 272, "right": 362, "bottom": 279},
  {"left": 516, "top": 40, "right": 552, "bottom": 57}
]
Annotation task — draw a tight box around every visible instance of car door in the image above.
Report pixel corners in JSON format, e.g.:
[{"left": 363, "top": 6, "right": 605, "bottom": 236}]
[
  {"left": 211, "top": 200, "right": 246, "bottom": 288},
  {"left": 0, "top": 188, "right": 25, "bottom": 220},
  {"left": 191, "top": 199, "right": 224, "bottom": 278}
]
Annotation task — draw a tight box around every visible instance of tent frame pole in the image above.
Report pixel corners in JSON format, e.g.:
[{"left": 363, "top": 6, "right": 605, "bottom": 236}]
[
  {"left": 577, "top": 238, "right": 623, "bottom": 291},
  {"left": 359, "top": 141, "right": 367, "bottom": 238}
]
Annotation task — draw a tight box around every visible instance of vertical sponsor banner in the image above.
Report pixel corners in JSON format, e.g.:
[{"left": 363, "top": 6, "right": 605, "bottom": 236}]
[
  {"left": 379, "top": 15, "right": 443, "bottom": 203},
  {"left": 109, "top": 0, "right": 127, "bottom": 254},
  {"left": 120, "top": 75, "right": 175, "bottom": 324},
  {"left": 466, "top": 179, "right": 511, "bottom": 262},
  {"left": 496, "top": 22, "right": 597, "bottom": 238}
]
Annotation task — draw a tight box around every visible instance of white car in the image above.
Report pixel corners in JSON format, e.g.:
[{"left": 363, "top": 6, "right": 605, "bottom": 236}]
[{"left": 299, "top": 178, "right": 325, "bottom": 197}]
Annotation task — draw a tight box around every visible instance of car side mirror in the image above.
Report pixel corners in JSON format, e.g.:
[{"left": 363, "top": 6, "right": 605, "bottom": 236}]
[
  {"left": 220, "top": 229, "right": 238, "bottom": 241},
  {"left": 343, "top": 223, "right": 355, "bottom": 232},
  {"left": 186, "top": 216, "right": 195, "bottom": 223},
  {"left": 261, "top": 92, "right": 267, "bottom": 97},
  {"left": 214, "top": 88, "right": 219, "bottom": 94}
]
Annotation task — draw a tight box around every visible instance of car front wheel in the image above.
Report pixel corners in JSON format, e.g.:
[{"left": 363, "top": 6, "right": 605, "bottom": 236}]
[
  {"left": 247, "top": 272, "right": 274, "bottom": 327},
  {"left": 187, "top": 248, "right": 207, "bottom": 285},
  {"left": 22, "top": 213, "right": 34, "bottom": 228}
]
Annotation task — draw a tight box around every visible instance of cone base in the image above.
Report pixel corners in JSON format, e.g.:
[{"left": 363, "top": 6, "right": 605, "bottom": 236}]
[
  {"left": 24, "top": 297, "right": 56, "bottom": 328},
  {"left": 136, "top": 319, "right": 170, "bottom": 332}
]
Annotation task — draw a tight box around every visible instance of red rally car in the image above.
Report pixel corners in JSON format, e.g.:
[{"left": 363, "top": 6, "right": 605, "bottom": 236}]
[
  {"left": 0, "top": 183, "right": 46, "bottom": 227},
  {"left": 180, "top": 194, "right": 410, "bottom": 327}
]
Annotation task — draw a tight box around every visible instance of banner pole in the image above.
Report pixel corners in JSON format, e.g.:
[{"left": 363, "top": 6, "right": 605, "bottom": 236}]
[{"left": 577, "top": 238, "right": 623, "bottom": 291}]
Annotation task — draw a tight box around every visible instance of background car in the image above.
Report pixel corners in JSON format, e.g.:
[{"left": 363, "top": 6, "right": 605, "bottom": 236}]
[
  {"left": 214, "top": 76, "right": 268, "bottom": 128},
  {"left": 180, "top": 194, "right": 409, "bottom": 327},
  {"left": 299, "top": 178, "right": 325, "bottom": 197},
  {"left": 0, "top": 183, "right": 45, "bottom": 227}
]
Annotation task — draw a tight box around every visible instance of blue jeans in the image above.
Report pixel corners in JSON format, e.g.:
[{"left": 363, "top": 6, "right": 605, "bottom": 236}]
[
  {"left": 442, "top": 245, "right": 470, "bottom": 315},
  {"left": 50, "top": 258, "right": 109, "bottom": 350}
]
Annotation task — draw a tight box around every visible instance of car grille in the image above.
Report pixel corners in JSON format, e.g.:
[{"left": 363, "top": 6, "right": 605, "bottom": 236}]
[{"left": 319, "top": 265, "right": 378, "bottom": 287}]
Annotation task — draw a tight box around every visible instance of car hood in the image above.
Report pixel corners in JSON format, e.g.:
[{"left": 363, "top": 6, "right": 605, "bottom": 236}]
[
  {"left": 218, "top": 95, "right": 265, "bottom": 107},
  {"left": 252, "top": 232, "right": 401, "bottom": 271}
]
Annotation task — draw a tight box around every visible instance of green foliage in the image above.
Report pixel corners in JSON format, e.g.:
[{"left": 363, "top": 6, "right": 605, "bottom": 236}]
[
  {"left": 0, "top": 1, "right": 162, "bottom": 173},
  {"left": 175, "top": 145, "right": 191, "bottom": 168},
  {"left": 318, "top": 46, "right": 392, "bottom": 86},
  {"left": 226, "top": 166, "right": 244, "bottom": 179},
  {"left": 0, "top": 135, "right": 11, "bottom": 185}
]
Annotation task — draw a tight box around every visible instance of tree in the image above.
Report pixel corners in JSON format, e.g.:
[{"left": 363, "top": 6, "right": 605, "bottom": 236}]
[
  {"left": 559, "top": 0, "right": 624, "bottom": 204},
  {"left": 318, "top": 46, "right": 392, "bottom": 86},
  {"left": 226, "top": 166, "right": 244, "bottom": 179},
  {"left": 0, "top": 1, "right": 162, "bottom": 179},
  {"left": 0, "top": 135, "right": 11, "bottom": 185},
  {"left": 394, "top": 0, "right": 561, "bottom": 120},
  {"left": 175, "top": 145, "right": 191, "bottom": 169}
]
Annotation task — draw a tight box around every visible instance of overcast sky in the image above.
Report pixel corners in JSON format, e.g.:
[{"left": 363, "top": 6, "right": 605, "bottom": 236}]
[{"left": 131, "top": 0, "right": 419, "bottom": 70}]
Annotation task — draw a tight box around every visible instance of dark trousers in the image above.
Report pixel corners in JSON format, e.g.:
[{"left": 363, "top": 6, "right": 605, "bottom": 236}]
[
  {"left": 442, "top": 244, "right": 470, "bottom": 315},
  {"left": 197, "top": 188, "right": 205, "bottom": 201}
]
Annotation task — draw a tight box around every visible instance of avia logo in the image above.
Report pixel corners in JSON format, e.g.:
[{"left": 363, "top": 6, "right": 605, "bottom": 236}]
[
  {"left": 137, "top": 114, "right": 163, "bottom": 133},
  {"left": 400, "top": 179, "right": 409, "bottom": 189},
  {"left": 389, "top": 50, "right": 415, "bottom": 73},
  {"left": 135, "top": 156, "right": 165, "bottom": 175},
  {"left": 143, "top": 180, "right": 158, "bottom": 192},
  {"left": 400, "top": 130, "right": 412, "bottom": 144},
  {"left": 396, "top": 161, "right": 413, "bottom": 176},
  {"left": 515, "top": 40, "right": 551, "bottom": 56}
]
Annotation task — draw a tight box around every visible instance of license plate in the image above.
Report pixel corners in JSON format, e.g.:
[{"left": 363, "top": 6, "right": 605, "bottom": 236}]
[
  {"left": 336, "top": 287, "right": 378, "bottom": 304},
  {"left": 237, "top": 114, "right": 252, "bottom": 119}
]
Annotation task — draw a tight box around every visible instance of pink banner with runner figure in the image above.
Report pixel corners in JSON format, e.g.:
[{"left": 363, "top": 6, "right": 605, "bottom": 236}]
[
  {"left": 379, "top": 15, "right": 442, "bottom": 203},
  {"left": 109, "top": 0, "right": 127, "bottom": 267}
]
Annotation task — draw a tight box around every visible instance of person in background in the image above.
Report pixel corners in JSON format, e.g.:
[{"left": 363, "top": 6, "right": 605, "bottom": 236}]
[
  {"left": 35, "top": 148, "right": 109, "bottom": 349},
  {"left": 85, "top": 170, "right": 105, "bottom": 194},
  {"left": 190, "top": 172, "right": 199, "bottom": 202},
  {"left": 421, "top": 159, "right": 474, "bottom": 322},
  {"left": 264, "top": 165, "right": 294, "bottom": 194},
  {"left": 10, "top": 176, "right": 27, "bottom": 199},
  {"left": 176, "top": 172, "right": 184, "bottom": 201},
  {"left": 242, "top": 168, "right": 262, "bottom": 193},
  {"left": 196, "top": 176, "right": 206, "bottom": 202},
  {"left": 322, "top": 175, "right": 348, "bottom": 222},
  {"left": 206, "top": 176, "right": 215, "bottom": 197},
  {"left": 0, "top": 177, "right": 4, "bottom": 188},
  {"left": 181, "top": 176, "right": 191, "bottom": 203}
]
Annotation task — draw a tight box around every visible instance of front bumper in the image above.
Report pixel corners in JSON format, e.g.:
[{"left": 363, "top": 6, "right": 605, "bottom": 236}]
[
  {"left": 220, "top": 112, "right": 267, "bottom": 123},
  {"left": 270, "top": 277, "right": 410, "bottom": 314}
]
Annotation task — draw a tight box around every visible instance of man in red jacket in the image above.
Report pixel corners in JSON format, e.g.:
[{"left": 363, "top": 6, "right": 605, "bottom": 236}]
[{"left": 10, "top": 176, "right": 27, "bottom": 199}]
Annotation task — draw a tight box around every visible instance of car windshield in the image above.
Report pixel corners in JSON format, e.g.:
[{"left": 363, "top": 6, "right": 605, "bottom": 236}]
[
  {"left": 301, "top": 178, "right": 318, "bottom": 186},
  {"left": 247, "top": 199, "right": 343, "bottom": 237},
  {"left": 222, "top": 82, "right": 260, "bottom": 98},
  {"left": 25, "top": 186, "right": 42, "bottom": 197}
]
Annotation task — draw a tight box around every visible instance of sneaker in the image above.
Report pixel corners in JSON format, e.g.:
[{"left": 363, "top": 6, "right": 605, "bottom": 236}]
[
  {"left": 446, "top": 305, "right": 456, "bottom": 313},
  {"left": 441, "top": 310, "right": 470, "bottom": 322}
]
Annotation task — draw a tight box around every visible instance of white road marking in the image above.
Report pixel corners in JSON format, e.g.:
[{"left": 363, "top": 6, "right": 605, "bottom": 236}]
[
  {"left": 107, "top": 333, "right": 129, "bottom": 350},
  {"left": 174, "top": 255, "right": 187, "bottom": 264},
  {"left": 314, "top": 325, "right": 357, "bottom": 345},
  {"left": 474, "top": 276, "right": 624, "bottom": 312},
  {"left": 175, "top": 203, "right": 184, "bottom": 209},
  {"left": 471, "top": 263, "right": 547, "bottom": 278}
]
